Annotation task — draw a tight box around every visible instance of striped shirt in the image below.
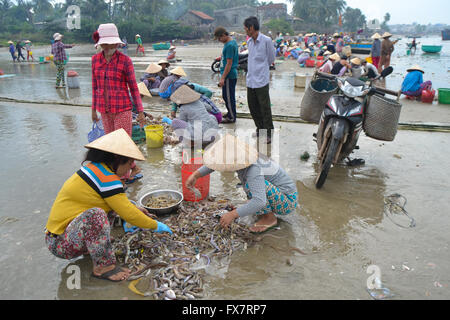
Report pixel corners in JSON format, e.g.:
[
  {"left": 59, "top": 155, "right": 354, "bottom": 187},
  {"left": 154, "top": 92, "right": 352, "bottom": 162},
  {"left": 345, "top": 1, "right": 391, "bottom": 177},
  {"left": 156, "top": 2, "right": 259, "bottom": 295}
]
[{"left": 46, "top": 162, "right": 157, "bottom": 234}]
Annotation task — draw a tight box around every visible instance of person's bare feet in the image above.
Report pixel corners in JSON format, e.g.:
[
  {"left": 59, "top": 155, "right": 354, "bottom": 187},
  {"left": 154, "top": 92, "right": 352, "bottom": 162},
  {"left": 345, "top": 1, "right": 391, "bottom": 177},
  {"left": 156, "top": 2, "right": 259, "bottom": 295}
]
[
  {"left": 249, "top": 213, "right": 278, "bottom": 233},
  {"left": 93, "top": 264, "right": 130, "bottom": 281}
]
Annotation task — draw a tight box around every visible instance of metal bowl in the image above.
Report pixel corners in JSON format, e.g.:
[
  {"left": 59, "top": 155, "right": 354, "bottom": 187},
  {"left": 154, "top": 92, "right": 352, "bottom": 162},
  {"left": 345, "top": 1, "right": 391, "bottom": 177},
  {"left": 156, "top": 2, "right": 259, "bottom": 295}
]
[{"left": 139, "top": 189, "right": 183, "bottom": 215}]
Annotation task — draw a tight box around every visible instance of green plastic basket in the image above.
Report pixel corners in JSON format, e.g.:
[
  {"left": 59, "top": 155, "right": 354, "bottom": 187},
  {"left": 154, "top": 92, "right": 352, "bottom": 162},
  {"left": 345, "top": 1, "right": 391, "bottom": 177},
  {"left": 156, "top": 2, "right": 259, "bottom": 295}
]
[
  {"left": 438, "top": 88, "right": 450, "bottom": 105},
  {"left": 132, "top": 126, "right": 146, "bottom": 144}
]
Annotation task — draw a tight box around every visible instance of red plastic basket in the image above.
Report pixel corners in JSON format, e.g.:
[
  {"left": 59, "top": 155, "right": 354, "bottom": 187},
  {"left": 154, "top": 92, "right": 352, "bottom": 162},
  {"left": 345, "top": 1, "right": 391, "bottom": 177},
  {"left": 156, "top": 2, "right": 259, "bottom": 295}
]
[
  {"left": 181, "top": 157, "right": 210, "bottom": 202},
  {"left": 317, "top": 56, "right": 324, "bottom": 61},
  {"left": 305, "top": 59, "right": 315, "bottom": 67},
  {"left": 421, "top": 89, "right": 435, "bottom": 103},
  {"left": 316, "top": 60, "right": 325, "bottom": 68}
]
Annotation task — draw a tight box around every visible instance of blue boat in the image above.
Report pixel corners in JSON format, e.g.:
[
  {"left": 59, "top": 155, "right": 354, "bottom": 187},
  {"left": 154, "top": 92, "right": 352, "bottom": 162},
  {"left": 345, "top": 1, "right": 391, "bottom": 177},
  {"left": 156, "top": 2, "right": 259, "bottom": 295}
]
[{"left": 348, "top": 42, "right": 372, "bottom": 54}]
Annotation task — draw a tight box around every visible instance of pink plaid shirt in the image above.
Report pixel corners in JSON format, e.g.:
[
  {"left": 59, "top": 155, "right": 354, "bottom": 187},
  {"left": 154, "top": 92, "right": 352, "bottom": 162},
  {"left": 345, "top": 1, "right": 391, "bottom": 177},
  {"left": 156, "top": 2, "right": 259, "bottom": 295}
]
[{"left": 91, "top": 50, "right": 143, "bottom": 114}]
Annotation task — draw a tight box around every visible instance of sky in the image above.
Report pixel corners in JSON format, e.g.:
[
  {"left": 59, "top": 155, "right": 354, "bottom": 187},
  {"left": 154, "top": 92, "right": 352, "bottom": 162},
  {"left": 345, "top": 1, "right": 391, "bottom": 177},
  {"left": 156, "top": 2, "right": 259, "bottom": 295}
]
[{"left": 273, "top": 0, "right": 450, "bottom": 25}]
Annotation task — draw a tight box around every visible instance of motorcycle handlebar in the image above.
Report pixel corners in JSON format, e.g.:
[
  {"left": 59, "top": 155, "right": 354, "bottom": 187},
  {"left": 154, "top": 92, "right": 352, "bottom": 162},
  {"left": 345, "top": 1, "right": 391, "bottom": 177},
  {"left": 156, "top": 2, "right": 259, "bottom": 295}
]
[{"left": 372, "top": 86, "right": 400, "bottom": 99}]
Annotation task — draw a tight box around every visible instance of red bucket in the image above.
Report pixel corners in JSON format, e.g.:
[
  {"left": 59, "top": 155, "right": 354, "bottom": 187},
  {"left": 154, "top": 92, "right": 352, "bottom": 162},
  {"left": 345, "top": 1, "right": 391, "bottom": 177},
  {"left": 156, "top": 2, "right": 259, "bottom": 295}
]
[
  {"left": 181, "top": 157, "right": 210, "bottom": 202},
  {"left": 305, "top": 59, "right": 315, "bottom": 68},
  {"left": 317, "top": 56, "right": 324, "bottom": 60},
  {"left": 421, "top": 89, "right": 435, "bottom": 103}
]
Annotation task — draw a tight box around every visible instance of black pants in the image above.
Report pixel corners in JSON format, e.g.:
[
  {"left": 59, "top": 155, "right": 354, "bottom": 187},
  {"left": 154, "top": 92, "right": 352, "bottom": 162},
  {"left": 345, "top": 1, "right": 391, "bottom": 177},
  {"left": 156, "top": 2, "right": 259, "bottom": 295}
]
[{"left": 247, "top": 84, "right": 274, "bottom": 136}]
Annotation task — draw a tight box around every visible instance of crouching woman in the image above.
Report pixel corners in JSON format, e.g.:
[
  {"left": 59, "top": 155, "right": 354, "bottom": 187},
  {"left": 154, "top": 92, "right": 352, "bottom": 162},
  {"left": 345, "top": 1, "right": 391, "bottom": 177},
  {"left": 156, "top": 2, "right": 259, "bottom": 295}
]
[
  {"left": 44, "top": 129, "right": 172, "bottom": 282},
  {"left": 186, "top": 134, "right": 298, "bottom": 233}
]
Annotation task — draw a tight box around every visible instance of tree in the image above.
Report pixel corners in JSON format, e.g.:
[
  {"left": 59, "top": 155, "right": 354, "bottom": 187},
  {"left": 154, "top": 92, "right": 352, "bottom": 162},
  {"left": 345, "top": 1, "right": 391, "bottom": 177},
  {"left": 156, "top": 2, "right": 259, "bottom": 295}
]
[
  {"left": 381, "top": 12, "right": 391, "bottom": 31},
  {"left": 264, "top": 18, "right": 293, "bottom": 35},
  {"left": 288, "top": 0, "right": 346, "bottom": 31},
  {"left": 342, "top": 7, "right": 366, "bottom": 32}
]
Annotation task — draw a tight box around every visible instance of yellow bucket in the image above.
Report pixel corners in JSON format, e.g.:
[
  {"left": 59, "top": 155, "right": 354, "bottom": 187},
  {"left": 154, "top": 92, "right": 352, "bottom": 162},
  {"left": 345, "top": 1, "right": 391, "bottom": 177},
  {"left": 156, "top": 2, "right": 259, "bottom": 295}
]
[
  {"left": 365, "top": 57, "right": 373, "bottom": 64},
  {"left": 145, "top": 125, "right": 164, "bottom": 148}
]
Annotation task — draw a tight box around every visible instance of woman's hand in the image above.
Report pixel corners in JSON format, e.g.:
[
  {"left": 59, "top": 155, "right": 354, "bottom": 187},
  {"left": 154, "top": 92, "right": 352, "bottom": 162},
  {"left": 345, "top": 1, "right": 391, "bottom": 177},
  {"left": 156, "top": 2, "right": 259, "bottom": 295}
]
[
  {"left": 219, "top": 210, "right": 239, "bottom": 229},
  {"left": 170, "top": 111, "right": 176, "bottom": 119},
  {"left": 185, "top": 172, "right": 199, "bottom": 190},
  {"left": 92, "top": 109, "right": 99, "bottom": 123},
  {"left": 137, "top": 112, "right": 146, "bottom": 127}
]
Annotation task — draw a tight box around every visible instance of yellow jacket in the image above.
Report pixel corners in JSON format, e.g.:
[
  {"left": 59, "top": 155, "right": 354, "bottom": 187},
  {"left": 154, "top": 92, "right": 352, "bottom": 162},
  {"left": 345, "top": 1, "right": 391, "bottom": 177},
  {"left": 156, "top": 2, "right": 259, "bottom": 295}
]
[{"left": 46, "top": 162, "right": 157, "bottom": 234}]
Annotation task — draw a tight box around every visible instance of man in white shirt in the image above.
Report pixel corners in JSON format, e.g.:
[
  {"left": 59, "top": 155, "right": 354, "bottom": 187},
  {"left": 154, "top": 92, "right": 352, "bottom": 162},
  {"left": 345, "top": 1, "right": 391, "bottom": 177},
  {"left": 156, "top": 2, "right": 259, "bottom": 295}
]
[
  {"left": 361, "top": 60, "right": 380, "bottom": 80},
  {"left": 244, "top": 16, "right": 276, "bottom": 144}
]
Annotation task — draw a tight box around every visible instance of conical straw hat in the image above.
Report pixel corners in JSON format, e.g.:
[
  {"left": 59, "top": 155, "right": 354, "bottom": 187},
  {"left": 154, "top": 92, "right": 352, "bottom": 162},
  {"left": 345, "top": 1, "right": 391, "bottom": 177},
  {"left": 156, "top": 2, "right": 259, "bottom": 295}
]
[
  {"left": 203, "top": 134, "right": 258, "bottom": 172},
  {"left": 170, "top": 85, "right": 200, "bottom": 105},
  {"left": 382, "top": 32, "right": 392, "bottom": 38},
  {"left": 145, "top": 63, "right": 162, "bottom": 74},
  {"left": 350, "top": 57, "right": 361, "bottom": 65},
  {"left": 329, "top": 53, "right": 340, "bottom": 61},
  {"left": 324, "top": 50, "right": 332, "bottom": 56},
  {"left": 371, "top": 33, "right": 381, "bottom": 39},
  {"left": 170, "top": 66, "right": 187, "bottom": 77},
  {"left": 407, "top": 65, "right": 424, "bottom": 73},
  {"left": 85, "top": 128, "right": 145, "bottom": 161},
  {"left": 138, "top": 82, "right": 152, "bottom": 97},
  {"left": 158, "top": 59, "right": 170, "bottom": 66}
]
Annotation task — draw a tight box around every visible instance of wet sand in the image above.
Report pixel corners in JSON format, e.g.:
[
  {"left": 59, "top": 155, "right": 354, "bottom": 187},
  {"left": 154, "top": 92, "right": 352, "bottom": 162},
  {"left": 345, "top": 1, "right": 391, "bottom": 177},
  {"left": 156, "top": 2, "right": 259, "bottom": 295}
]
[
  {"left": 0, "top": 101, "right": 449, "bottom": 300},
  {"left": 0, "top": 38, "right": 450, "bottom": 300}
]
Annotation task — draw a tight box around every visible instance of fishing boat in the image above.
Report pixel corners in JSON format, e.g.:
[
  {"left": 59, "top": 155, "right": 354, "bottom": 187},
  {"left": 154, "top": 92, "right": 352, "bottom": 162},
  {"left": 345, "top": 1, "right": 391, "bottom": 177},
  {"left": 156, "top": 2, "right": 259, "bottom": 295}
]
[
  {"left": 442, "top": 29, "right": 450, "bottom": 41},
  {"left": 152, "top": 42, "right": 171, "bottom": 50},
  {"left": 348, "top": 42, "right": 372, "bottom": 54},
  {"left": 421, "top": 45, "right": 442, "bottom": 53}
]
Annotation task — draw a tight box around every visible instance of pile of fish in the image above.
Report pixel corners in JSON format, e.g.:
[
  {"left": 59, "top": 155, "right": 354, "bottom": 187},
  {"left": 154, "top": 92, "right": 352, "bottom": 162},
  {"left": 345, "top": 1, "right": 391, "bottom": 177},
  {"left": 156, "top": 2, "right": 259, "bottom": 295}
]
[{"left": 113, "top": 197, "right": 256, "bottom": 300}]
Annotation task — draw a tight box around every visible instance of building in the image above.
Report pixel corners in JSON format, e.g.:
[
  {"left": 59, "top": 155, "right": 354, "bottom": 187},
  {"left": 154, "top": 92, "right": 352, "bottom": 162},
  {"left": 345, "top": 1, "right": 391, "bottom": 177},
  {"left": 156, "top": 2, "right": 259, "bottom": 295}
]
[
  {"left": 213, "top": 6, "right": 257, "bottom": 32},
  {"left": 257, "top": 3, "right": 288, "bottom": 23},
  {"left": 213, "top": 4, "right": 288, "bottom": 32},
  {"left": 179, "top": 10, "right": 215, "bottom": 27}
]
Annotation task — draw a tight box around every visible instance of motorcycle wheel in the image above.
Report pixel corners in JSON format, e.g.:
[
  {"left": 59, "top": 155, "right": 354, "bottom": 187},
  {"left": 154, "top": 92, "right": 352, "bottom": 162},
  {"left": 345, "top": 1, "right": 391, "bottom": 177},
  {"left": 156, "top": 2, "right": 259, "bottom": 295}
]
[
  {"left": 315, "top": 137, "right": 340, "bottom": 189},
  {"left": 211, "top": 60, "right": 220, "bottom": 73}
]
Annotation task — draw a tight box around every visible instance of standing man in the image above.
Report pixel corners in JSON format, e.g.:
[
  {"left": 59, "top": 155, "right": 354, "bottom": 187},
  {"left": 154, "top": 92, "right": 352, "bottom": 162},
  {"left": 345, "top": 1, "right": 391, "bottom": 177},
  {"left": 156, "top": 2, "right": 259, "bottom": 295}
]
[
  {"left": 16, "top": 40, "right": 26, "bottom": 62},
  {"left": 370, "top": 33, "right": 381, "bottom": 70},
  {"left": 244, "top": 16, "right": 276, "bottom": 143},
  {"left": 214, "top": 26, "right": 239, "bottom": 124},
  {"left": 379, "top": 32, "right": 395, "bottom": 73}
]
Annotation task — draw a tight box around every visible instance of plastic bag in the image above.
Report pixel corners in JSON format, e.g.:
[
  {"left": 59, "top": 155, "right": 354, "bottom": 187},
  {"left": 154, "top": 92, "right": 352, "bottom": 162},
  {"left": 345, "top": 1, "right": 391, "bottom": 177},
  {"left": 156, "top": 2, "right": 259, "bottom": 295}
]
[{"left": 87, "top": 120, "right": 105, "bottom": 143}]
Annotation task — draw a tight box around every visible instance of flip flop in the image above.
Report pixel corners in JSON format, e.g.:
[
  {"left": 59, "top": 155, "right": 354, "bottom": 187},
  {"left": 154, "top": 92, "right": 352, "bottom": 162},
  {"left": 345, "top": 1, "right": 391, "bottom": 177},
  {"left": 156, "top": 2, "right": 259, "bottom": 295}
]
[
  {"left": 92, "top": 265, "right": 129, "bottom": 282},
  {"left": 125, "top": 173, "right": 143, "bottom": 184},
  {"left": 250, "top": 222, "right": 280, "bottom": 235}
]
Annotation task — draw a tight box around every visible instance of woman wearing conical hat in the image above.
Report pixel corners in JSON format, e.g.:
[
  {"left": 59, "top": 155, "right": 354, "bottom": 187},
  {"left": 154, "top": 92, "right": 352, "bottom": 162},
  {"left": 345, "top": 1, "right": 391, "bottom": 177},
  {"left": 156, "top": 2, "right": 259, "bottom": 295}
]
[
  {"left": 370, "top": 33, "right": 382, "bottom": 69},
  {"left": 379, "top": 32, "right": 395, "bottom": 73},
  {"left": 140, "top": 63, "right": 162, "bottom": 92},
  {"left": 401, "top": 65, "right": 432, "bottom": 99},
  {"left": 186, "top": 134, "right": 298, "bottom": 233},
  {"left": 158, "top": 66, "right": 187, "bottom": 99},
  {"left": 44, "top": 129, "right": 172, "bottom": 282},
  {"left": 167, "top": 85, "right": 219, "bottom": 147}
]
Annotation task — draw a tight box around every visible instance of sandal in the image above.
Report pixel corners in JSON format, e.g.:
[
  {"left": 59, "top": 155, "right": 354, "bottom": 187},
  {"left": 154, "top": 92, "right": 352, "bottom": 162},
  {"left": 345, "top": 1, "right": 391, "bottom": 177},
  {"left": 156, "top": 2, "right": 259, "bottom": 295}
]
[
  {"left": 92, "top": 265, "right": 129, "bottom": 282},
  {"left": 250, "top": 222, "right": 280, "bottom": 235},
  {"left": 221, "top": 118, "right": 236, "bottom": 124}
]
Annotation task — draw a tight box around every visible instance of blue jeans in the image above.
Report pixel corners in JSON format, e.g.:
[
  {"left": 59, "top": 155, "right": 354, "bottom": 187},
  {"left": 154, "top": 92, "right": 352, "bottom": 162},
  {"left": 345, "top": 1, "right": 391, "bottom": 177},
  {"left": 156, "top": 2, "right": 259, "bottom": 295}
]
[{"left": 222, "top": 78, "right": 237, "bottom": 121}]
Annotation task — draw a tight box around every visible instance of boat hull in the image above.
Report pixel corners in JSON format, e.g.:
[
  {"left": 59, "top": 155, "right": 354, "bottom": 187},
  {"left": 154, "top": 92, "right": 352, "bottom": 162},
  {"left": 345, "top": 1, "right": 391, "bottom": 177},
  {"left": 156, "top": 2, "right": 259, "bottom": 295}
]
[{"left": 421, "top": 45, "right": 442, "bottom": 53}]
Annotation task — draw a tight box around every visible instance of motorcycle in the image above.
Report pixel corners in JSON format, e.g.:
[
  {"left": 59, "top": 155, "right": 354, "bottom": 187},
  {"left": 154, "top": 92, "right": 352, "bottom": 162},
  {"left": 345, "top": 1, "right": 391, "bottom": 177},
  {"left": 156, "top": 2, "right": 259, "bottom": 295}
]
[
  {"left": 211, "top": 50, "right": 249, "bottom": 73},
  {"left": 313, "top": 71, "right": 398, "bottom": 189}
]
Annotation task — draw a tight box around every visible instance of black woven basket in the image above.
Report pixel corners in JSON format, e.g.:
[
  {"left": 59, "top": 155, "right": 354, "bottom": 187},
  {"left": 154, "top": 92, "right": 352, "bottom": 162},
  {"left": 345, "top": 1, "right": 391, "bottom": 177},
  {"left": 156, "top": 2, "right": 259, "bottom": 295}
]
[{"left": 300, "top": 78, "right": 338, "bottom": 123}]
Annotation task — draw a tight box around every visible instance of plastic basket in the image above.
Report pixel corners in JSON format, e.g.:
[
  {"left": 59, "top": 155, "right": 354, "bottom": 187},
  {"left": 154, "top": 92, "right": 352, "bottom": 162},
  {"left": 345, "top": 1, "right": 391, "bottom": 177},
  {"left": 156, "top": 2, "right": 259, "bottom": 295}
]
[
  {"left": 363, "top": 94, "right": 402, "bottom": 141},
  {"left": 132, "top": 125, "right": 146, "bottom": 144},
  {"left": 145, "top": 125, "right": 164, "bottom": 148},
  {"left": 181, "top": 157, "right": 210, "bottom": 202},
  {"left": 305, "top": 59, "right": 315, "bottom": 67},
  {"left": 300, "top": 78, "right": 338, "bottom": 123},
  {"left": 438, "top": 88, "right": 450, "bottom": 104}
]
